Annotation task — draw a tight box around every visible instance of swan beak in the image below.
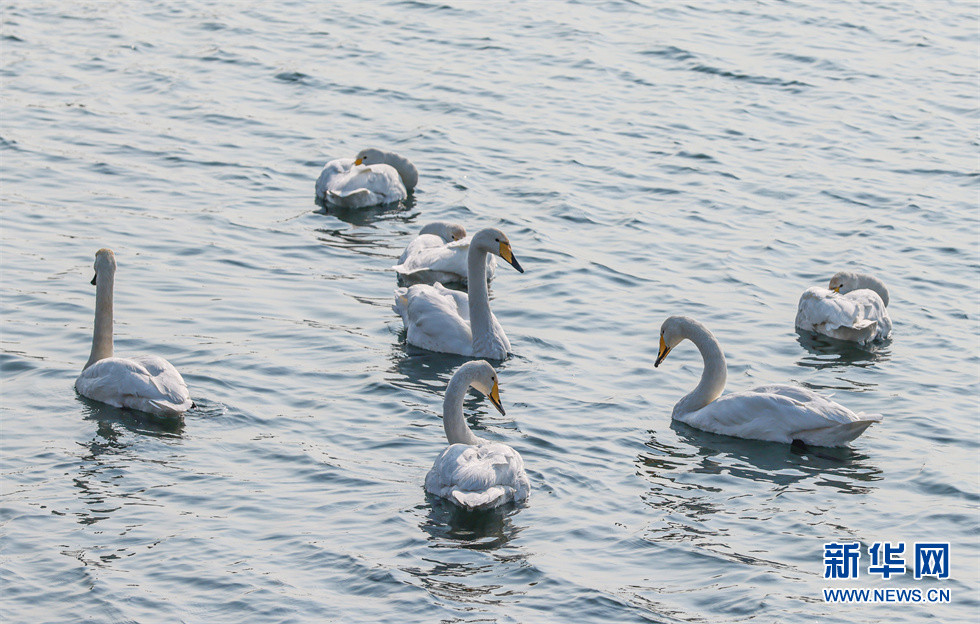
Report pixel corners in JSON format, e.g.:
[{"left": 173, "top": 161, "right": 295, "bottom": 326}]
[
  {"left": 90, "top": 273, "right": 97, "bottom": 286},
  {"left": 488, "top": 380, "right": 505, "bottom": 416},
  {"left": 499, "top": 242, "right": 524, "bottom": 273},
  {"left": 654, "top": 335, "right": 671, "bottom": 368},
  {"left": 831, "top": 286, "right": 841, "bottom": 293},
  {"left": 354, "top": 157, "right": 363, "bottom": 166}
]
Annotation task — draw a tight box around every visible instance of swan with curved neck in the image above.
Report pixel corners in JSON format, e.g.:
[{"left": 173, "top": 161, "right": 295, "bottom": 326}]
[
  {"left": 655, "top": 316, "right": 880, "bottom": 446},
  {"left": 394, "top": 228, "right": 523, "bottom": 359},
  {"left": 75, "top": 249, "right": 193, "bottom": 416},
  {"left": 424, "top": 361, "right": 530, "bottom": 510},
  {"left": 796, "top": 271, "right": 891, "bottom": 344},
  {"left": 315, "top": 147, "right": 417, "bottom": 208},
  {"left": 393, "top": 221, "right": 497, "bottom": 286}
]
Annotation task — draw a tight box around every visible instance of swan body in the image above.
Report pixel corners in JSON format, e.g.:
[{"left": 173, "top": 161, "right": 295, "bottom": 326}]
[
  {"left": 424, "top": 361, "right": 529, "bottom": 510},
  {"left": 315, "top": 148, "right": 417, "bottom": 208},
  {"left": 394, "top": 228, "right": 523, "bottom": 359},
  {"left": 655, "top": 316, "right": 880, "bottom": 446},
  {"left": 75, "top": 249, "right": 192, "bottom": 417},
  {"left": 796, "top": 272, "right": 891, "bottom": 344},
  {"left": 393, "top": 222, "right": 497, "bottom": 285}
]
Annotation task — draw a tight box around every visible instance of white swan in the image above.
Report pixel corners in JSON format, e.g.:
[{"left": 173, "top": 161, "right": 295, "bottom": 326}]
[
  {"left": 75, "top": 249, "right": 193, "bottom": 417},
  {"left": 315, "top": 148, "right": 418, "bottom": 208},
  {"left": 425, "top": 360, "right": 530, "bottom": 510},
  {"left": 796, "top": 271, "right": 891, "bottom": 344},
  {"left": 394, "top": 228, "right": 523, "bottom": 359},
  {"left": 393, "top": 222, "right": 497, "bottom": 285},
  {"left": 654, "top": 316, "right": 880, "bottom": 446}
]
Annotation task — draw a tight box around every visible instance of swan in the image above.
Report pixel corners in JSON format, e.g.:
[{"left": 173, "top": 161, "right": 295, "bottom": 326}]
[
  {"left": 654, "top": 316, "right": 880, "bottom": 446},
  {"left": 74, "top": 249, "right": 193, "bottom": 417},
  {"left": 315, "top": 148, "right": 418, "bottom": 208},
  {"left": 394, "top": 228, "right": 523, "bottom": 359},
  {"left": 393, "top": 222, "right": 497, "bottom": 285},
  {"left": 796, "top": 271, "right": 891, "bottom": 344},
  {"left": 425, "top": 360, "right": 530, "bottom": 510}
]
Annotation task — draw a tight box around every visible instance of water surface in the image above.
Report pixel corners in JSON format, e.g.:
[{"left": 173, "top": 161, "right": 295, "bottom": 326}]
[{"left": 2, "top": 1, "right": 978, "bottom": 622}]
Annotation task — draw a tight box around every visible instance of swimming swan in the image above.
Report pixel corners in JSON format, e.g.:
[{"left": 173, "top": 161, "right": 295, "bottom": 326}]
[
  {"left": 655, "top": 316, "right": 880, "bottom": 446},
  {"left": 795, "top": 271, "right": 891, "bottom": 344},
  {"left": 315, "top": 148, "right": 418, "bottom": 208},
  {"left": 394, "top": 228, "right": 523, "bottom": 359},
  {"left": 75, "top": 249, "right": 193, "bottom": 416},
  {"left": 425, "top": 360, "right": 530, "bottom": 510},
  {"left": 393, "top": 222, "right": 497, "bottom": 285}
]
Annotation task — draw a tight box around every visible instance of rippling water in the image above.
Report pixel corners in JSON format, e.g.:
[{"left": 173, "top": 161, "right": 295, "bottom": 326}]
[{"left": 2, "top": 1, "right": 978, "bottom": 622}]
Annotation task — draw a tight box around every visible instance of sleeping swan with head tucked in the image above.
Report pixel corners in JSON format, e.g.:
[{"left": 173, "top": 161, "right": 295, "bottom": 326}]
[
  {"left": 315, "top": 148, "right": 418, "bottom": 208},
  {"left": 655, "top": 316, "right": 880, "bottom": 447},
  {"left": 393, "top": 221, "right": 497, "bottom": 286},
  {"left": 74, "top": 249, "right": 193, "bottom": 417},
  {"left": 795, "top": 271, "right": 891, "bottom": 344},
  {"left": 425, "top": 360, "right": 530, "bottom": 510}
]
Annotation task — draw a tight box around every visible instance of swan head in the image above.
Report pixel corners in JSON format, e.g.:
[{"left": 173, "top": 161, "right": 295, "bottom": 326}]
[
  {"left": 459, "top": 360, "right": 505, "bottom": 416},
  {"left": 828, "top": 271, "right": 889, "bottom": 306},
  {"left": 354, "top": 148, "right": 419, "bottom": 190},
  {"left": 655, "top": 315, "right": 706, "bottom": 367},
  {"left": 472, "top": 228, "right": 524, "bottom": 273},
  {"left": 91, "top": 248, "right": 116, "bottom": 285},
  {"left": 419, "top": 221, "right": 466, "bottom": 243},
  {"left": 354, "top": 147, "right": 386, "bottom": 166},
  {"left": 828, "top": 271, "right": 859, "bottom": 294}
]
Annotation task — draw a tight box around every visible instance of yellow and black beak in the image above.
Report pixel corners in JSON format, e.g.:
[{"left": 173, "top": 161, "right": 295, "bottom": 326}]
[
  {"left": 654, "top": 335, "right": 672, "bottom": 368},
  {"left": 488, "top": 379, "right": 505, "bottom": 416},
  {"left": 499, "top": 241, "right": 524, "bottom": 273},
  {"left": 91, "top": 273, "right": 97, "bottom": 286},
  {"left": 354, "top": 157, "right": 364, "bottom": 166},
  {"left": 831, "top": 286, "right": 841, "bottom": 293}
]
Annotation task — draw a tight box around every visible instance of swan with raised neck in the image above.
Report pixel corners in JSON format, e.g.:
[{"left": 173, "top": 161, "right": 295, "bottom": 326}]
[
  {"left": 466, "top": 228, "right": 522, "bottom": 357},
  {"left": 654, "top": 315, "right": 881, "bottom": 446},
  {"left": 440, "top": 360, "right": 504, "bottom": 445},
  {"left": 75, "top": 249, "right": 192, "bottom": 416},
  {"left": 394, "top": 227, "right": 523, "bottom": 359},
  {"left": 85, "top": 248, "right": 116, "bottom": 369},
  {"left": 655, "top": 316, "right": 727, "bottom": 417},
  {"left": 424, "top": 360, "right": 530, "bottom": 509}
]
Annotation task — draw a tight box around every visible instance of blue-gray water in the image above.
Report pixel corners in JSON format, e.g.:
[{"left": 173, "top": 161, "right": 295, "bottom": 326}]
[{"left": 2, "top": 1, "right": 978, "bottom": 622}]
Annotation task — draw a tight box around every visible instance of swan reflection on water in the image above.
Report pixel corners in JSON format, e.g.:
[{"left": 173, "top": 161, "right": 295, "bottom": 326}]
[
  {"left": 313, "top": 193, "right": 418, "bottom": 228},
  {"left": 418, "top": 496, "right": 525, "bottom": 551},
  {"left": 407, "top": 499, "right": 532, "bottom": 609},
  {"left": 77, "top": 395, "right": 186, "bottom": 441},
  {"left": 795, "top": 330, "right": 891, "bottom": 371},
  {"left": 639, "top": 420, "right": 882, "bottom": 494}
]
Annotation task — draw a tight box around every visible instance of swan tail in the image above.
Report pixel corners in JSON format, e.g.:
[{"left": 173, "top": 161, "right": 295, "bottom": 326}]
[
  {"left": 393, "top": 288, "right": 410, "bottom": 323},
  {"left": 325, "top": 188, "right": 377, "bottom": 208},
  {"left": 820, "top": 320, "right": 878, "bottom": 344},
  {"left": 451, "top": 487, "right": 508, "bottom": 510},
  {"left": 391, "top": 262, "right": 423, "bottom": 276},
  {"left": 146, "top": 398, "right": 190, "bottom": 417},
  {"left": 796, "top": 417, "right": 881, "bottom": 447}
]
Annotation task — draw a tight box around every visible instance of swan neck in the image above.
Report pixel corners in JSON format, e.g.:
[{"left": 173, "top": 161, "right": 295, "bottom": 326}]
[
  {"left": 858, "top": 275, "right": 889, "bottom": 307},
  {"left": 443, "top": 371, "right": 482, "bottom": 445},
  {"left": 674, "top": 322, "right": 727, "bottom": 417},
  {"left": 384, "top": 152, "right": 418, "bottom": 190},
  {"left": 86, "top": 270, "right": 114, "bottom": 369},
  {"left": 467, "top": 246, "right": 493, "bottom": 349}
]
